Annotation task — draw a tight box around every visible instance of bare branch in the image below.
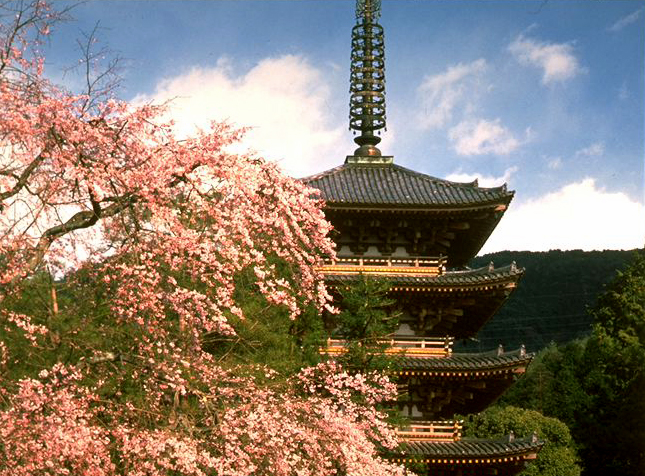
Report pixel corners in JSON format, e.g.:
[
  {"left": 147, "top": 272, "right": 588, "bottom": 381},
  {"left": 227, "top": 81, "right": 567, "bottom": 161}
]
[
  {"left": 0, "top": 0, "right": 74, "bottom": 78},
  {"left": 0, "top": 152, "right": 46, "bottom": 209},
  {"left": 64, "top": 20, "right": 124, "bottom": 112},
  {"left": 8, "top": 192, "right": 137, "bottom": 288}
]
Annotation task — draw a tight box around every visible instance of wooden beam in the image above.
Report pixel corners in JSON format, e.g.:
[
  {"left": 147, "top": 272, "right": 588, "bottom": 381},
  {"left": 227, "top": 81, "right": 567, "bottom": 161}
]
[
  {"left": 445, "top": 308, "right": 464, "bottom": 316},
  {"left": 449, "top": 222, "right": 470, "bottom": 230},
  {"left": 438, "top": 231, "right": 456, "bottom": 240}
]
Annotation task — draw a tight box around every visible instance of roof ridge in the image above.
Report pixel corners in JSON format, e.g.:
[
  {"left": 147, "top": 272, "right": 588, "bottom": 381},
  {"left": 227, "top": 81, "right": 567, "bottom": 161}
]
[
  {"left": 300, "top": 162, "right": 514, "bottom": 209},
  {"left": 303, "top": 162, "right": 511, "bottom": 194},
  {"left": 446, "top": 263, "right": 524, "bottom": 275},
  {"left": 397, "top": 434, "right": 545, "bottom": 457},
  {"left": 389, "top": 163, "right": 510, "bottom": 193},
  {"left": 447, "top": 347, "right": 532, "bottom": 359},
  {"left": 299, "top": 164, "right": 347, "bottom": 182}
]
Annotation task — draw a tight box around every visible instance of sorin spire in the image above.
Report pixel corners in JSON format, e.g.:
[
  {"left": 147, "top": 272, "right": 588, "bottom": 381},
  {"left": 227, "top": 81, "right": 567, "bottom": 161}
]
[{"left": 349, "top": 0, "right": 387, "bottom": 158}]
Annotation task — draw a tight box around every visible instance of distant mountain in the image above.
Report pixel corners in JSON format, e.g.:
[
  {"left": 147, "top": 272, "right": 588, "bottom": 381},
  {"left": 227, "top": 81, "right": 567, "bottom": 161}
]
[{"left": 455, "top": 249, "right": 637, "bottom": 353}]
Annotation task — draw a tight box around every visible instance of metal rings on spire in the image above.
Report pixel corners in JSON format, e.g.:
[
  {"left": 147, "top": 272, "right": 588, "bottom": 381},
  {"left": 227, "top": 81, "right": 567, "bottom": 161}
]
[{"left": 349, "top": 0, "right": 386, "bottom": 154}]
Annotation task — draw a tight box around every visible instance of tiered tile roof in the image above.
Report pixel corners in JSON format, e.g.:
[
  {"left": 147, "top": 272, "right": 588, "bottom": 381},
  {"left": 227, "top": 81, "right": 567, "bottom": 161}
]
[
  {"left": 397, "top": 434, "right": 543, "bottom": 462},
  {"left": 302, "top": 163, "right": 513, "bottom": 209},
  {"left": 395, "top": 346, "right": 532, "bottom": 373}
]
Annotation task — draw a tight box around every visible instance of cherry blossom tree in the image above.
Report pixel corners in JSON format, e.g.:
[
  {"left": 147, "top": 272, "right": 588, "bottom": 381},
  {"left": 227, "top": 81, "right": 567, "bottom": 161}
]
[{"left": 0, "top": 2, "right": 406, "bottom": 475}]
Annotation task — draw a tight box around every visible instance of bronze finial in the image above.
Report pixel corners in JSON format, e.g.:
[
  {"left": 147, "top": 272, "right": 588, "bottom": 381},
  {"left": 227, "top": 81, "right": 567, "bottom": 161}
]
[{"left": 348, "top": 0, "right": 387, "bottom": 158}]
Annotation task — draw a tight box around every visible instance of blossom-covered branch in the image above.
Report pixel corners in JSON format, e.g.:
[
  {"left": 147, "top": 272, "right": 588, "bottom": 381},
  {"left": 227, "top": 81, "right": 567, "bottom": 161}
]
[{"left": 0, "top": 2, "right": 407, "bottom": 475}]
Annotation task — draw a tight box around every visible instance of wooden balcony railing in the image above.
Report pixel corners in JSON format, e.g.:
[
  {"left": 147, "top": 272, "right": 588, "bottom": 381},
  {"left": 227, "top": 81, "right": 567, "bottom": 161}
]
[
  {"left": 397, "top": 420, "right": 463, "bottom": 442},
  {"left": 320, "top": 337, "right": 454, "bottom": 358},
  {"left": 317, "top": 256, "right": 446, "bottom": 277}
]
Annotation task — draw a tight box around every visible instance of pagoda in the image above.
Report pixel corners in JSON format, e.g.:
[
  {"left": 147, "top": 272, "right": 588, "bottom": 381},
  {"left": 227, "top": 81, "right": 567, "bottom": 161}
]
[{"left": 302, "top": 1, "right": 543, "bottom": 475}]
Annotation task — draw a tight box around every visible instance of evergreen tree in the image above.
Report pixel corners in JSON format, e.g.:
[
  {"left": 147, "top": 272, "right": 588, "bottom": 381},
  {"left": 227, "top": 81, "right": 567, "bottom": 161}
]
[
  {"left": 576, "top": 250, "right": 645, "bottom": 475},
  {"left": 328, "top": 275, "right": 399, "bottom": 372},
  {"left": 499, "top": 251, "right": 645, "bottom": 475}
]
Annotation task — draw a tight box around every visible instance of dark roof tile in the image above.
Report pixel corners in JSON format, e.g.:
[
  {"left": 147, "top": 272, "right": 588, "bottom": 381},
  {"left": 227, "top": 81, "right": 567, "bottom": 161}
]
[
  {"left": 394, "top": 347, "right": 534, "bottom": 371},
  {"left": 398, "top": 435, "right": 543, "bottom": 458},
  {"left": 301, "top": 163, "right": 513, "bottom": 208}
]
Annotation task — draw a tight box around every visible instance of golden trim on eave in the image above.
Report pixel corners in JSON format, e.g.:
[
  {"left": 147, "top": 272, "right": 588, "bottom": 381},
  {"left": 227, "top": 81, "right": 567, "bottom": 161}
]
[{"left": 392, "top": 453, "right": 539, "bottom": 465}]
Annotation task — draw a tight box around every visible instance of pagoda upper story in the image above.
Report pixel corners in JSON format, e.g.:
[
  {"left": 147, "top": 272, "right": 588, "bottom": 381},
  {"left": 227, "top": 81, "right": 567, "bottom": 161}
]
[
  {"left": 303, "top": 163, "right": 513, "bottom": 266},
  {"left": 302, "top": 0, "right": 521, "bottom": 337},
  {"left": 302, "top": 0, "right": 513, "bottom": 267}
]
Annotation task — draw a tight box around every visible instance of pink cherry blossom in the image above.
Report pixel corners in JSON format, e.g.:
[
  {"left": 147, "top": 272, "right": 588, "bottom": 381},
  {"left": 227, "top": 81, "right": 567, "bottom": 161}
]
[{"left": 0, "top": 3, "right": 408, "bottom": 475}]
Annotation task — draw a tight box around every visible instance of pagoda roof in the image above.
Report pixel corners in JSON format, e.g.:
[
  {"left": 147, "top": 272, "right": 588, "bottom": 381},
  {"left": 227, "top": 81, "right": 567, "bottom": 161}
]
[
  {"left": 323, "top": 263, "right": 522, "bottom": 339},
  {"left": 396, "top": 348, "right": 532, "bottom": 419},
  {"left": 302, "top": 162, "right": 513, "bottom": 210},
  {"left": 394, "top": 347, "right": 532, "bottom": 374},
  {"left": 396, "top": 434, "right": 543, "bottom": 461},
  {"left": 324, "top": 262, "right": 523, "bottom": 290},
  {"left": 322, "top": 341, "right": 533, "bottom": 376},
  {"left": 390, "top": 422, "right": 543, "bottom": 474}
]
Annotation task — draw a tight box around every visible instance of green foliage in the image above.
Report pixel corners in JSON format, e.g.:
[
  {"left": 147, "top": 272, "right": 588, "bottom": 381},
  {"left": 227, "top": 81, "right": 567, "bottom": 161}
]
[
  {"left": 1, "top": 259, "right": 326, "bottom": 404},
  {"left": 202, "top": 264, "right": 325, "bottom": 377},
  {"left": 1, "top": 267, "right": 131, "bottom": 379},
  {"left": 463, "top": 406, "right": 581, "bottom": 476},
  {"left": 496, "top": 251, "right": 645, "bottom": 476},
  {"left": 0, "top": 267, "right": 176, "bottom": 431},
  {"left": 330, "top": 276, "right": 399, "bottom": 372},
  {"left": 499, "top": 340, "right": 591, "bottom": 426},
  {"left": 592, "top": 250, "right": 645, "bottom": 350},
  {"left": 574, "top": 251, "right": 645, "bottom": 475}
]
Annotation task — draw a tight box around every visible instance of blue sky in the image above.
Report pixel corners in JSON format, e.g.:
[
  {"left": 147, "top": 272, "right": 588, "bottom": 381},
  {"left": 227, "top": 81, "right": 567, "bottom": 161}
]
[{"left": 44, "top": 0, "right": 644, "bottom": 253}]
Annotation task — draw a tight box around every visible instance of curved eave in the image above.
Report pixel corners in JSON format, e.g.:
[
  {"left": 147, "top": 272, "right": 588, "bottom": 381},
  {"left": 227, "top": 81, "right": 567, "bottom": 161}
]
[
  {"left": 325, "top": 264, "right": 523, "bottom": 339},
  {"left": 394, "top": 348, "right": 534, "bottom": 376},
  {"left": 392, "top": 436, "right": 544, "bottom": 464},
  {"left": 301, "top": 163, "right": 514, "bottom": 210},
  {"left": 322, "top": 200, "right": 512, "bottom": 214},
  {"left": 324, "top": 263, "right": 524, "bottom": 291},
  {"left": 398, "top": 348, "right": 534, "bottom": 419}
]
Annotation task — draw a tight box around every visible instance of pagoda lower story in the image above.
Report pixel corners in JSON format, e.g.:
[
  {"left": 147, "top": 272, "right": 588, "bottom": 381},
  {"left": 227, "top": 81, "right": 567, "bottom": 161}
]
[
  {"left": 321, "top": 257, "right": 523, "bottom": 339},
  {"left": 394, "top": 428, "right": 542, "bottom": 476},
  {"left": 321, "top": 336, "right": 541, "bottom": 475}
]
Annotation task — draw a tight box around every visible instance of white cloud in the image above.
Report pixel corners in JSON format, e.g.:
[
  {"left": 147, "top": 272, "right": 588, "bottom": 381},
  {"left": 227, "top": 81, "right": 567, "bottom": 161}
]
[
  {"left": 481, "top": 179, "right": 645, "bottom": 253},
  {"left": 448, "top": 118, "right": 521, "bottom": 156},
  {"left": 508, "top": 35, "right": 584, "bottom": 84},
  {"left": 608, "top": 8, "right": 643, "bottom": 32},
  {"left": 133, "top": 55, "right": 345, "bottom": 177},
  {"left": 446, "top": 166, "right": 518, "bottom": 188},
  {"left": 575, "top": 142, "right": 604, "bottom": 158},
  {"left": 417, "top": 59, "right": 487, "bottom": 129}
]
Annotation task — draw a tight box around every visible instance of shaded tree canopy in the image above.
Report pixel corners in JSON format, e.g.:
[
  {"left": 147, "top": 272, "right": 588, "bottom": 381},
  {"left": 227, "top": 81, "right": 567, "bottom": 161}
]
[
  {"left": 328, "top": 276, "right": 399, "bottom": 372},
  {"left": 500, "top": 251, "right": 645, "bottom": 476},
  {"left": 463, "top": 405, "right": 581, "bottom": 476}
]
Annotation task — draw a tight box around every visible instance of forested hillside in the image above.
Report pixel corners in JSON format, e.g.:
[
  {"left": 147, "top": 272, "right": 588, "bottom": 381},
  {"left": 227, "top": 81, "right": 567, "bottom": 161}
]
[
  {"left": 497, "top": 251, "right": 645, "bottom": 475},
  {"left": 457, "top": 250, "right": 636, "bottom": 352}
]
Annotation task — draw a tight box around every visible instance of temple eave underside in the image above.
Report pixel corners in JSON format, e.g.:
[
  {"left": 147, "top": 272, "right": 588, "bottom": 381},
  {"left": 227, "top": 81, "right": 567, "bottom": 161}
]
[
  {"left": 321, "top": 340, "right": 533, "bottom": 420},
  {"left": 389, "top": 421, "right": 543, "bottom": 476},
  {"left": 321, "top": 263, "right": 523, "bottom": 339},
  {"left": 324, "top": 207, "right": 508, "bottom": 267}
]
